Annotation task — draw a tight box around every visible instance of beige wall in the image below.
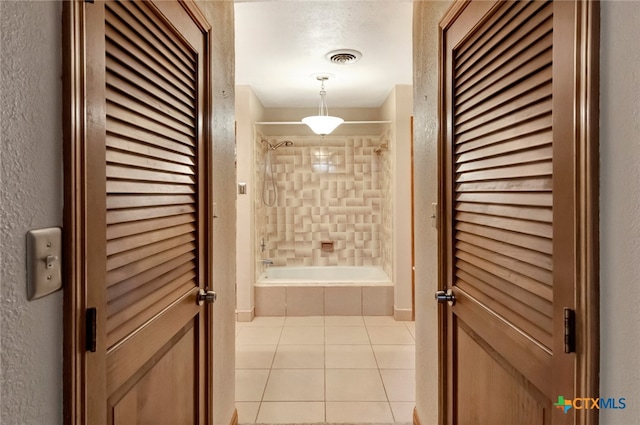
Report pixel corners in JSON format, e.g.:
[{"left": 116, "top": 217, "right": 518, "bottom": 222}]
[
  {"left": 196, "top": 2, "right": 237, "bottom": 425},
  {"left": 412, "top": 2, "right": 451, "bottom": 424},
  {"left": 381, "top": 85, "right": 414, "bottom": 320},
  {"left": 1, "top": 2, "right": 64, "bottom": 423},
  {"left": 235, "top": 86, "right": 265, "bottom": 321},
  {"left": 599, "top": 1, "right": 640, "bottom": 423}
]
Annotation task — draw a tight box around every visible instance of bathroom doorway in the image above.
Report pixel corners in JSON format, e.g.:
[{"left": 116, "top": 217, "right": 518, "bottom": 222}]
[{"left": 233, "top": 1, "right": 416, "bottom": 423}]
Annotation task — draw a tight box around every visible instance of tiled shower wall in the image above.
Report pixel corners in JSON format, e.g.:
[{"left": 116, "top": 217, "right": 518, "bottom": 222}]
[{"left": 254, "top": 135, "right": 392, "bottom": 275}]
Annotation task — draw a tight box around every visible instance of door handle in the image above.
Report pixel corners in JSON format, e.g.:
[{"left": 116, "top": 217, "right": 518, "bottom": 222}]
[
  {"left": 197, "top": 289, "right": 217, "bottom": 306},
  {"left": 435, "top": 289, "right": 456, "bottom": 306}
]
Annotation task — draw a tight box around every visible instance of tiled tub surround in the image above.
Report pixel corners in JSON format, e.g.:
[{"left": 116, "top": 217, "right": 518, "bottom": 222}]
[
  {"left": 255, "top": 136, "right": 393, "bottom": 275},
  {"left": 255, "top": 266, "right": 393, "bottom": 316}
]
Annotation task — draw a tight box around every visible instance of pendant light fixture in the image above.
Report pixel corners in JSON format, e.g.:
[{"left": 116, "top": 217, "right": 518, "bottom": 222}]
[{"left": 302, "top": 76, "right": 344, "bottom": 136}]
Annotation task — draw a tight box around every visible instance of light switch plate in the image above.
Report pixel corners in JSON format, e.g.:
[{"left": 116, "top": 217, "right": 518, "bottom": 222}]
[{"left": 26, "top": 227, "right": 62, "bottom": 300}]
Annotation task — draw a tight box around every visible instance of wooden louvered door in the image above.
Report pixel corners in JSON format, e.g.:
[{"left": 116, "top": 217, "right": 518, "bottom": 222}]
[
  {"left": 81, "top": 1, "right": 212, "bottom": 424},
  {"left": 438, "top": 1, "right": 598, "bottom": 424}
]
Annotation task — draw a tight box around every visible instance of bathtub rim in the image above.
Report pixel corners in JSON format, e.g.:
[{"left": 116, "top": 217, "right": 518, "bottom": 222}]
[{"left": 255, "top": 265, "right": 392, "bottom": 287}]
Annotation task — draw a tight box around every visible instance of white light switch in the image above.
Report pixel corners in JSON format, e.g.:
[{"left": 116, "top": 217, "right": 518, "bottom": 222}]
[{"left": 26, "top": 227, "right": 62, "bottom": 300}]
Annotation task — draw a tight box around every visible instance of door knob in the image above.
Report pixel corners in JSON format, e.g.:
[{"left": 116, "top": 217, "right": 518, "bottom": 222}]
[
  {"left": 435, "top": 289, "right": 456, "bottom": 306},
  {"left": 197, "top": 289, "right": 217, "bottom": 306}
]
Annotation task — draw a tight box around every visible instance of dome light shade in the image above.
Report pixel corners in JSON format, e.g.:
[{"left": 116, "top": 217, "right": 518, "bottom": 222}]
[
  {"left": 302, "top": 76, "right": 343, "bottom": 136},
  {"left": 302, "top": 115, "right": 344, "bottom": 136}
]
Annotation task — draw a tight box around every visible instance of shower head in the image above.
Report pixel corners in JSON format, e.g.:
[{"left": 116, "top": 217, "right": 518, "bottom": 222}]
[{"left": 267, "top": 140, "right": 294, "bottom": 150}]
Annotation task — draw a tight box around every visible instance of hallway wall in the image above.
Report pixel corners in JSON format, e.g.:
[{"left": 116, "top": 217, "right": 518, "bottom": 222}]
[
  {"left": 412, "top": 2, "right": 451, "bottom": 424},
  {"left": 599, "top": 1, "right": 640, "bottom": 423},
  {"left": 1, "top": 2, "right": 64, "bottom": 423}
]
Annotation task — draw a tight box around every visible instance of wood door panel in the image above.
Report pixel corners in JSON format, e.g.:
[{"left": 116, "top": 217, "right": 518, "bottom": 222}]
[
  {"left": 453, "top": 293, "right": 552, "bottom": 398},
  {"left": 110, "top": 323, "right": 197, "bottom": 425},
  {"left": 456, "top": 324, "right": 549, "bottom": 425},
  {"left": 106, "top": 291, "right": 199, "bottom": 396}
]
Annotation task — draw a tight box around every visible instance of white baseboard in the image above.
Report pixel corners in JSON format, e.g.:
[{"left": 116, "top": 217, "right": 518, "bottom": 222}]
[
  {"left": 236, "top": 308, "right": 255, "bottom": 322},
  {"left": 394, "top": 306, "right": 413, "bottom": 321}
]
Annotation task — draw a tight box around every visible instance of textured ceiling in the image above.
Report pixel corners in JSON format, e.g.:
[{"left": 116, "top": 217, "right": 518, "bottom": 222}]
[{"left": 234, "top": 1, "right": 413, "bottom": 108}]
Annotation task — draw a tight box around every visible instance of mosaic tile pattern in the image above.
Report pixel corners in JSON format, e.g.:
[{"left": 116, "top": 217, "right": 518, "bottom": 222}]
[{"left": 255, "top": 136, "right": 391, "bottom": 270}]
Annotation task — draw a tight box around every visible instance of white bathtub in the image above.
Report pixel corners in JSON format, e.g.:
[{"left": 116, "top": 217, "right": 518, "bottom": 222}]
[
  {"left": 254, "top": 266, "right": 393, "bottom": 316},
  {"left": 257, "top": 266, "right": 391, "bottom": 286}
]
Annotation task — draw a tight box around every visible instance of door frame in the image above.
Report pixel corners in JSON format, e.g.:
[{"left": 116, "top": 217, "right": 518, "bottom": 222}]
[
  {"left": 436, "top": 1, "right": 600, "bottom": 424},
  {"left": 62, "top": 1, "right": 214, "bottom": 423}
]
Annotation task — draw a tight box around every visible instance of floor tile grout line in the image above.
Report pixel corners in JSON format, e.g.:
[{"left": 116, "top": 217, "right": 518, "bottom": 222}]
[
  {"left": 236, "top": 316, "right": 415, "bottom": 423},
  {"left": 255, "top": 324, "right": 284, "bottom": 422}
]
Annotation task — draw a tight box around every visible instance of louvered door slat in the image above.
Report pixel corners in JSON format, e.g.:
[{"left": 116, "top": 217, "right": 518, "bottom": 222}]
[
  {"left": 455, "top": 75, "right": 551, "bottom": 128},
  {"left": 107, "top": 258, "right": 195, "bottom": 302},
  {"left": 457, "top": 176, "right": 552, "bottom": 193},
  {"left": 457, "top": 240, "right": 552, "bottom": 286},
  {"left": 457, "top": 202, "right": 552, "bottom": 223},
  {"left": 106, "top": 278, "right": 195, "bottom": 349},
  {"left": 456, "top": 192, "right": 551, "bottom": 207},
  {"left": 454, "top": 0, "right": 529, "bottom": 68},
  {"left": 457, "top": 212, "right": 552, "bottom": 238},
  {"left": 119, "top": 1, "right": 195, "bottom": 73},
  {"left": 106, "top": 56, "right": 195, "bottom": 115},
  {"left": 104, "top": 1, "right": 200, "bottom": 349},
  {"left": 456, "top": 161, "right": 551, "bottom": 183},
  {"left": 456, "top": 2, "right": 552, "bottom": 89},
  {"left": 106, "top": 150, "right": 194, "bottom": 175},
  {"left": 106, "top": 223, "right": 195, "bottom": 256},
  {"left": 107, "top": 102, "right": 195, "bottom": 146},
  {"left": 106, "top": 134, "right": 195, "bottom": 163},
  {"left": 107, "top": 204, "right": 196, "bottom": 225},
  {"left": 107, "top": 214, "right": 195, "bottom": 240},
  {"left": 457, "top": 223, "right": 552, "bottom": 262},
  {"left": 106, "top": 164, "right": 195, "bottom": 184},
  {"left": 455, "top": 47, "right": 552, "bottom": 110},
  {"left": 452, "top": 0, "right": 554, "bottom": 352},
  {"left": 456, "top": 131, "right": 552, "bottom": 163},
  {"left": 456, "top": 241, "right": 552, "bottom": 295},
  {"left": 455, "top": 98, "right": 552, "bottom": 142},
  {"left": 106, "top": 2, "right": 195, "bottom": 82},
  {"left": 106, "top": 194, "right": 195, "bottom": 210},
  {"left": 107, "top": 276, "right": 194, "bottom": 325},
  {"left": 105, "top": 20, "right": 194, "bottom": 96},
  {"left": 106, "top": 180, "right": 194, "bottom": 194},
  {"left": 457, "top": 145, "right": 552, "bottom": 173},
  {"left": 106, "top": 73, "right": 195, "bottom": 128},
  {"left": 456, "top": 278, "right": 552, "bottom": 347},
  {"left": 456, "top": 116, "right": 551, "bottom": 154},
  {"left": 107, "top": 233, "right": 195, "bottom": 271},
  {"left": 106, "top": 243, "right": 196, "bottom": 291}
]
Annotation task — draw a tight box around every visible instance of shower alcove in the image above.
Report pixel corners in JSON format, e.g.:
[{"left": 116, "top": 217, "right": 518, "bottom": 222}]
[{"left": 235, "top": 85, "right": 414, "bottom": 321}]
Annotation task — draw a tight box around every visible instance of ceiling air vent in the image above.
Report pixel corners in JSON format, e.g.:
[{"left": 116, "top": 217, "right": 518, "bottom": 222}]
[{"left": 326, "top": 49, "right": 362, "bottom": 65}]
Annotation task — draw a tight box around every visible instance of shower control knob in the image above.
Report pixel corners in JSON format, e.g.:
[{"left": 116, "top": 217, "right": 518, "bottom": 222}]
[
  {"left": 197, "top": 289, "right": 217, "bottom": 306},
  {"left": 435, "top": 289, "right": 456, "bottom": 306}
]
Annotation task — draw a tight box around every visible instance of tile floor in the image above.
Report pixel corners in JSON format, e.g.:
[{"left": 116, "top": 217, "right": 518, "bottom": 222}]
[{"left": 235, "top": 316, "right": 416, "bottom": 424}]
